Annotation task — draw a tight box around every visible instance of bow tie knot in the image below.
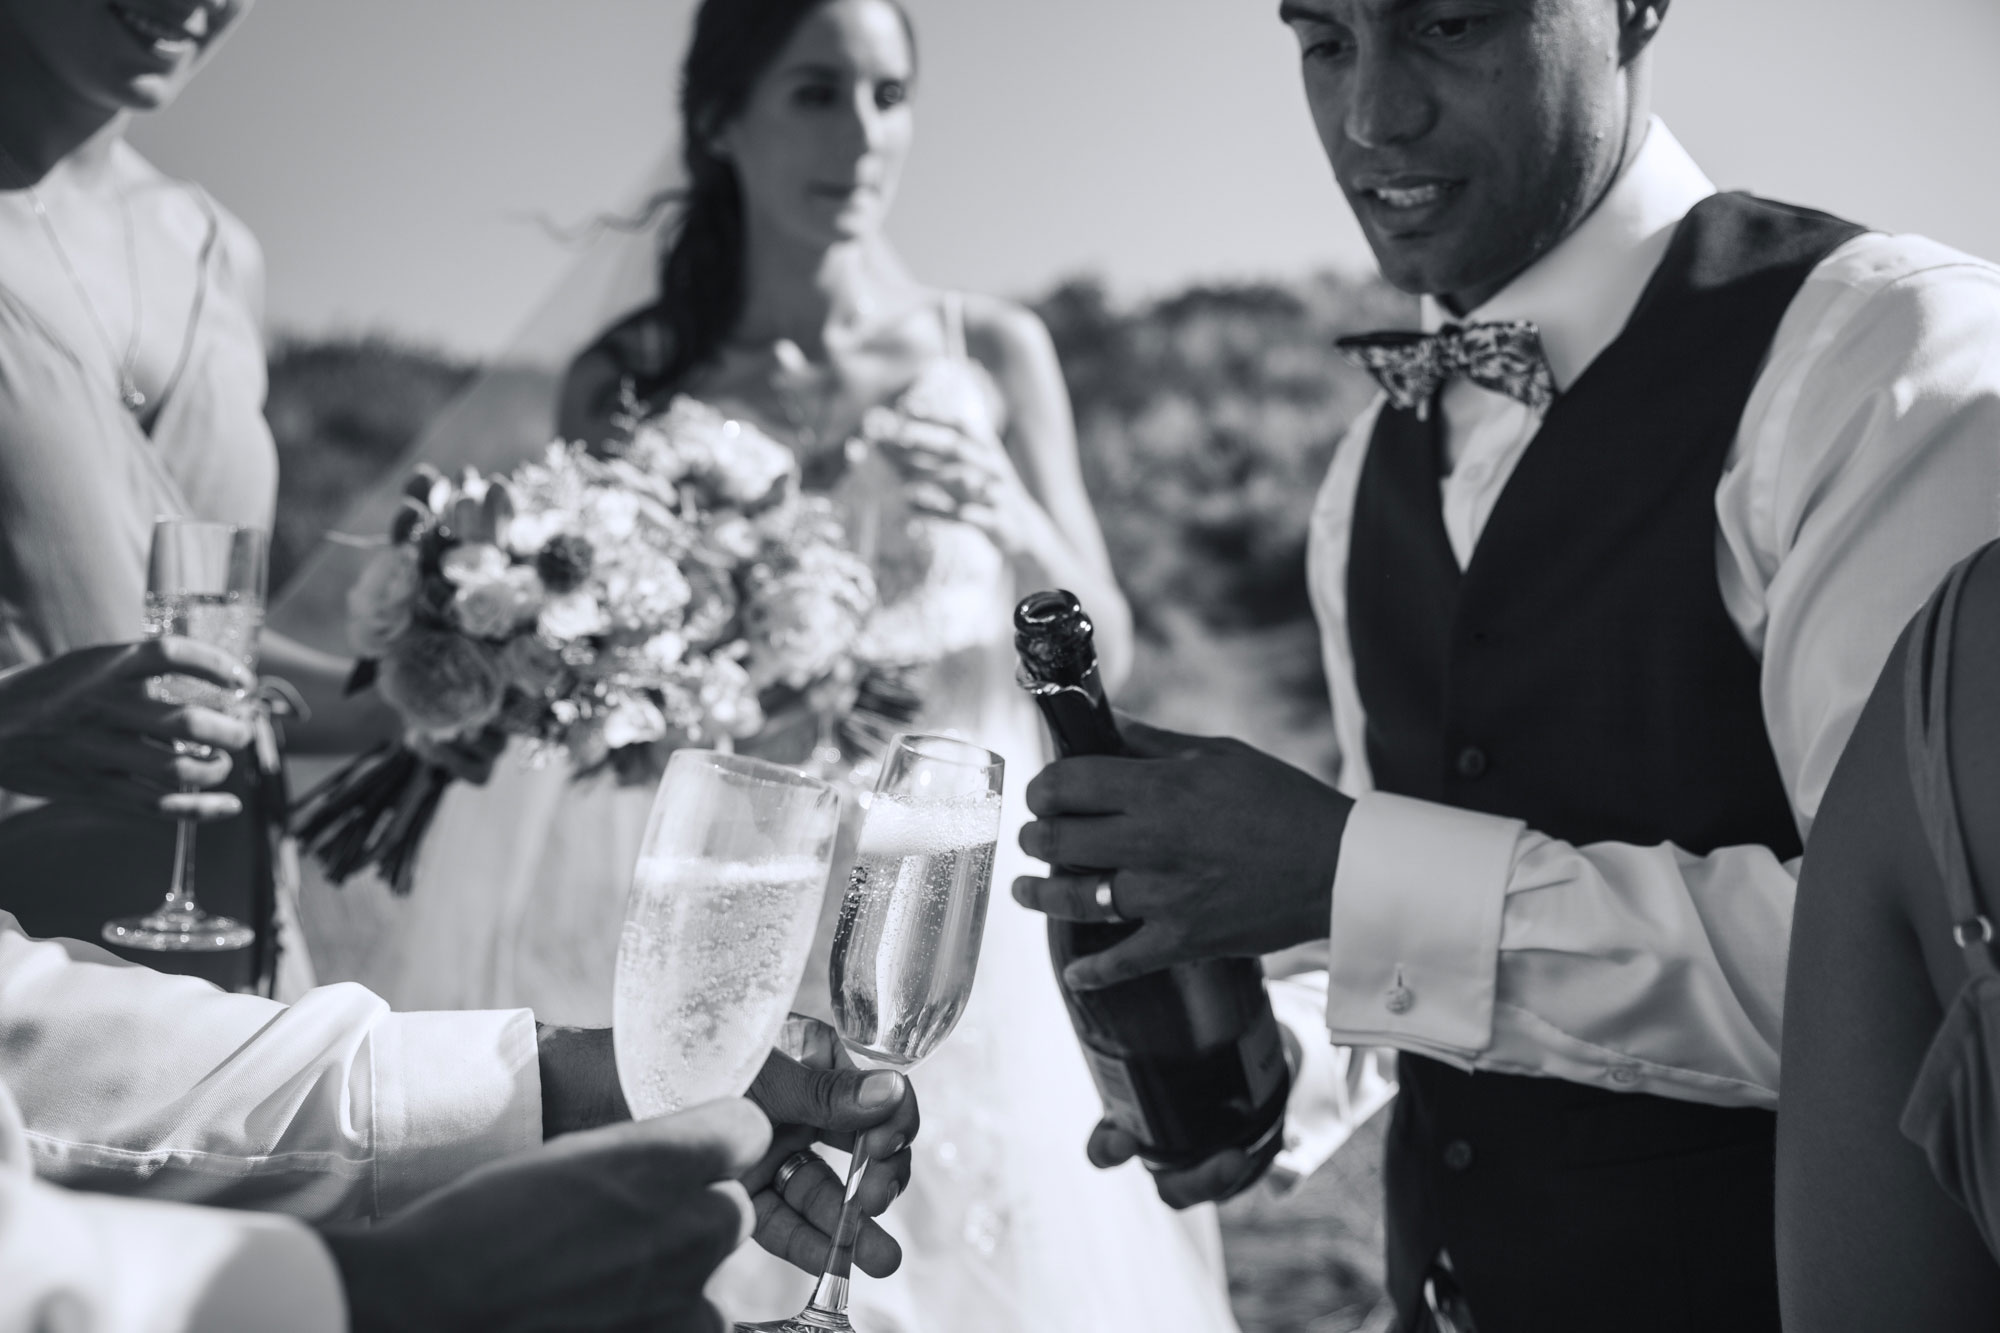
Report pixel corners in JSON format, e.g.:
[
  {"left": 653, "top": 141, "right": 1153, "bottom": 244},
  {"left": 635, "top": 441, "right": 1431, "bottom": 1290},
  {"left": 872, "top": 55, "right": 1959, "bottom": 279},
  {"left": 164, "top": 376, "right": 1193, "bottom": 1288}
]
[{"left": 1337, "top": 320, "right": 1557, "bottom": 417}]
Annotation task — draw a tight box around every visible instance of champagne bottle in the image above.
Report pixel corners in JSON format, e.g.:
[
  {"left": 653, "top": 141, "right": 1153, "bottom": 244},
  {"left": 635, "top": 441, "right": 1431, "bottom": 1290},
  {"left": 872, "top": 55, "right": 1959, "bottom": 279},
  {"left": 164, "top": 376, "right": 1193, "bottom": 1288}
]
[{"left": 1015, "top": 590, "right": 1290, "bottom": 1174}]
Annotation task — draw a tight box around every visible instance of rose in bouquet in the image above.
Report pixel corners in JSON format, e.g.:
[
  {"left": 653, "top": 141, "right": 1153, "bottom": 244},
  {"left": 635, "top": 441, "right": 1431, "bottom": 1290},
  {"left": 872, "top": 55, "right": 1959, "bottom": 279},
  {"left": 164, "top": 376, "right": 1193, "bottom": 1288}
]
[{"left": 295, "top": 399, "right": 889, "bottom": 894}]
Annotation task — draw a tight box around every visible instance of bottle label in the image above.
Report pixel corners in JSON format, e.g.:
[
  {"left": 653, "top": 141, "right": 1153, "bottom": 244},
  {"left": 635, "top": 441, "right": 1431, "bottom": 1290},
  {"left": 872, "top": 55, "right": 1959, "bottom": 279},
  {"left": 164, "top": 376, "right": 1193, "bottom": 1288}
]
[
  {"left": 1240, "top": 1007, "right": 1289, "bottom": 1110},
  {"left": 1080, "top": 1042, "right": 1158, "bottom": 1145}
]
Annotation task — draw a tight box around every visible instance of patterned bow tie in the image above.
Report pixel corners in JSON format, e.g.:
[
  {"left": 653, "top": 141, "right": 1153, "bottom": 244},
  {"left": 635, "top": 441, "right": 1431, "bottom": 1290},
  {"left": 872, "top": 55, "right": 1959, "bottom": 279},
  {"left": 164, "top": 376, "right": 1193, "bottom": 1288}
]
[{"left": 1337, "top": 320, "right": 1557, "bottom": 418}]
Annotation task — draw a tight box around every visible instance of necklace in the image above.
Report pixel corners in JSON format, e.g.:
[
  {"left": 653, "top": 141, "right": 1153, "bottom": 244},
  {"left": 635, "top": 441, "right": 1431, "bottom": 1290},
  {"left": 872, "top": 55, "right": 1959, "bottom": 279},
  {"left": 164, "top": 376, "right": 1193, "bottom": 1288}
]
[{"left": 0, "top": 141, "right": 148, "bottom": 413}]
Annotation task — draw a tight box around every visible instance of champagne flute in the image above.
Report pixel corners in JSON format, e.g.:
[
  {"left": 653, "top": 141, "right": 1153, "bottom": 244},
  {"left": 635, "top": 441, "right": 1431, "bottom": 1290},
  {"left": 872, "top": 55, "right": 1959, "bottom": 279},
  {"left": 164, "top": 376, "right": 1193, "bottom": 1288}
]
[
  {"left": 740, "top": 733, "right": 1004, "bottom": 1333},
  {"left": 614, "top": 750, "right": 842, "bottom": 1120},
  {"left": 103, "top": 519, "right": 267, "bottom": 953}
]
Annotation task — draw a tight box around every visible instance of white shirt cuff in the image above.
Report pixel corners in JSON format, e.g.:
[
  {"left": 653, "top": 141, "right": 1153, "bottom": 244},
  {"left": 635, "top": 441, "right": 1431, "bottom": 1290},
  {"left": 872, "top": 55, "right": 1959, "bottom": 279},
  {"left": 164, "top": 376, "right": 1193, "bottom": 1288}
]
[
  {"left": 369, "top": 1008, "right": 541, "bottom": 1218},
  {"left": 1324, "top": 792, "right": 1523, "bottom": 1060}
]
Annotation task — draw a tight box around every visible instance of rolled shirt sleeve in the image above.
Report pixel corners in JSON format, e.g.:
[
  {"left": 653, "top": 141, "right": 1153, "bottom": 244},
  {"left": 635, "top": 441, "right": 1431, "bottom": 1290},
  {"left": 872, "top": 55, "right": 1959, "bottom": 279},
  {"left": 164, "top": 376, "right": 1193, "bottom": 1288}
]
[
  {"left": 1313, "top": 237, "right": 2000, "bottom": 1110},
  {"left": 0, "top": 915, "right": 541, "bottom": 1223}
]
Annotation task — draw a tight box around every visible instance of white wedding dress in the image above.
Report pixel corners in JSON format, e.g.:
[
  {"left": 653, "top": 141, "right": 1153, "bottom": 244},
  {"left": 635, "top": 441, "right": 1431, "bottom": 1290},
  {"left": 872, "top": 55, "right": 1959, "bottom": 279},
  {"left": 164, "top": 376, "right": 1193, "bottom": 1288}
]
[{"left": 310, "top": 297, "right": 1242, "bottom": 1332}]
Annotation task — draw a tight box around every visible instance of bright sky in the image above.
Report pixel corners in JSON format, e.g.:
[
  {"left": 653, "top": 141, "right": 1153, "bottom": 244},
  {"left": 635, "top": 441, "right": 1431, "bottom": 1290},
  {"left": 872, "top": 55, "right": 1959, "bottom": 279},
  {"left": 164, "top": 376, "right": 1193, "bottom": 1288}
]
[{"left": 131, "top": 0, "right": 2000, "bottom": 358}]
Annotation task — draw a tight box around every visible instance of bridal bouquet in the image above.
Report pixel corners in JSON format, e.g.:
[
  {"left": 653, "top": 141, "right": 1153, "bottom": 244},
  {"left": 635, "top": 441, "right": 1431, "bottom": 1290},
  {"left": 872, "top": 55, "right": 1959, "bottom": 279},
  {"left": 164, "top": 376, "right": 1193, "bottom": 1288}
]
[{"left": 296, "top": 399, "right": 895, "bottom": 894}]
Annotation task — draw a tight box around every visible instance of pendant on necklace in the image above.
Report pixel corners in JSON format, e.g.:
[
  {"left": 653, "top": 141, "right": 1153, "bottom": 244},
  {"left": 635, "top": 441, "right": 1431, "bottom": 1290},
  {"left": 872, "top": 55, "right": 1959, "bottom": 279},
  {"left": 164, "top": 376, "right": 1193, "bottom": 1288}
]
[{"left": 121, "top": 383, "right": 147, "bottom": 413}]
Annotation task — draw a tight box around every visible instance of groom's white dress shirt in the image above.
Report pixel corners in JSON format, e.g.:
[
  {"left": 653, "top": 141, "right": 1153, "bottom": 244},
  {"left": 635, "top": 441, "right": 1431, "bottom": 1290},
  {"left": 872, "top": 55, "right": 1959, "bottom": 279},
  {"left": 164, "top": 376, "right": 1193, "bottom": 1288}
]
[
  {"left": 0, "top": 912, "right": 541, "bottom": 1222},
  {"left": 0, "top": 1074, "right": 345, "bottom": 1332},
  {"left": 1307, "top": 120, "right": 2000, "bottom": 1108}
]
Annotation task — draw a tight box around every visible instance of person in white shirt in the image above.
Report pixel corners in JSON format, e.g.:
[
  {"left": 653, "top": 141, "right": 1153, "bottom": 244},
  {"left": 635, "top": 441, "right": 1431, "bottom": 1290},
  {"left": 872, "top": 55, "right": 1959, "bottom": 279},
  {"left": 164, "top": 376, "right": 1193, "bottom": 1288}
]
[
  {"left": 1014, "top": 1, "right": 2000, "bottom": 1329},
  {"left": 0, "top": 1072, "right": 773, "bottom": 1333},
  {"left": 0, "top": 645, "right": 920, "bottom": 1328}
]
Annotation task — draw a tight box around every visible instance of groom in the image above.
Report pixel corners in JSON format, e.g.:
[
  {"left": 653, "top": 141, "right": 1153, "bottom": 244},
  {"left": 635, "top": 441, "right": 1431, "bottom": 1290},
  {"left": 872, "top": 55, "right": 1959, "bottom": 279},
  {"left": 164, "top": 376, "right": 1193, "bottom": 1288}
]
[{"left": 1017, "top": 1, "right": 2000, "bottom": 1329}]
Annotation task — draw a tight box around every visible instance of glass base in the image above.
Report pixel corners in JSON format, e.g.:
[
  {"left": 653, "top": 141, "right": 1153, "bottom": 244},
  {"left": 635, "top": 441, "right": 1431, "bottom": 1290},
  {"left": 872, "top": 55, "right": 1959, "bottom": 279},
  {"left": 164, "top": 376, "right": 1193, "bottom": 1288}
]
[
  {"left": 103, "top": 907, "right": 254, "bottom": 953},
  {"left": 735, "top": 1316, "right": 852, "bottom": 1333},
  {"left": 737, "top": 1284, "right": 853, "bottom": 1333}
]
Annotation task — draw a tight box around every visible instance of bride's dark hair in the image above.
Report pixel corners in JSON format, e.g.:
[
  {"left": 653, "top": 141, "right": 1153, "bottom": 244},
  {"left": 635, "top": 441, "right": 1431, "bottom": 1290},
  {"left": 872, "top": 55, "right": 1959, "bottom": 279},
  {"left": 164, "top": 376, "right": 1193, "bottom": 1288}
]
[{"left": 638, "top": 0, "right": 916, "bottom": 401}]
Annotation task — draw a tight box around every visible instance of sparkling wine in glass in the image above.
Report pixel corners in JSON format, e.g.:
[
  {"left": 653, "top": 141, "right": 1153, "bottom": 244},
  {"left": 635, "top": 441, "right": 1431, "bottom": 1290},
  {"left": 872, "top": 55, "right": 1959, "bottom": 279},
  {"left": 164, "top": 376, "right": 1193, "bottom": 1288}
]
[
  {"left": 614, "top": 751, "right": 842, "bottom": 1120},
  {"left": 740, "top": 734, "right": 1003, "bottom": 1333},
  {"left": 102, "top": 520, "right": 267, "bottom": 953}
]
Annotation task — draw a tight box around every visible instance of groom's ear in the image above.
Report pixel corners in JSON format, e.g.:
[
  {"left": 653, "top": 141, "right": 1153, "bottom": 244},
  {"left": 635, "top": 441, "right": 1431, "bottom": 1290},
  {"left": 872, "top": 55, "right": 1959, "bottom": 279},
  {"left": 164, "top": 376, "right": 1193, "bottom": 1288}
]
[{"left": 1616, "top": 0, "right": 1670, "bottom": 64}]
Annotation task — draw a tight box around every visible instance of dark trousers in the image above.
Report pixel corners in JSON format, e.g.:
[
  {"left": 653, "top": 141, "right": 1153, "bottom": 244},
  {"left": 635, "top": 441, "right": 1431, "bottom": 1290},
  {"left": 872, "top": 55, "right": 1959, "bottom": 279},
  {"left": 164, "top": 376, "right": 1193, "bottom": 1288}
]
[{"left": 1386, "top": 1056, "right": 1781, "bottom": 1333}]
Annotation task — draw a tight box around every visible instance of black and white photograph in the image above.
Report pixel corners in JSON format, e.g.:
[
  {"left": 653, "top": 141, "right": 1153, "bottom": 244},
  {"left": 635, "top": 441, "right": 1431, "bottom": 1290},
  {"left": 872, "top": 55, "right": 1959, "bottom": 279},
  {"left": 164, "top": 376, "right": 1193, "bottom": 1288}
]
[{"left": 2, "top": 1, "right": 1999, "bottom": 1329}]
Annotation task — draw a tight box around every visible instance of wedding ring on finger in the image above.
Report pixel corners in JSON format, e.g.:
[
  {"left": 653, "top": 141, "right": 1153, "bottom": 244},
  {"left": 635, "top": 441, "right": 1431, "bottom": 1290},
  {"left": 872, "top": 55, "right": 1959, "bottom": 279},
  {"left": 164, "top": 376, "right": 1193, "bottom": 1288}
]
[
  {"left": 773, "top": 1150, "right": 820, "bottom": 1197},
  {"left": 1095, "top": 876, "right": 1126, "bottom": 924}
]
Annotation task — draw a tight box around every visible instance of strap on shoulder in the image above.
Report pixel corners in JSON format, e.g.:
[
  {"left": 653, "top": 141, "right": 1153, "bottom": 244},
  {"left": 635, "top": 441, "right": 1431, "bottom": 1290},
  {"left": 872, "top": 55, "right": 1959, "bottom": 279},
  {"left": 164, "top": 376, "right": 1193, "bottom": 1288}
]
[
  {"left": 1904, "top": 547, "right": 1998, "bottom": 976},
  {"left": 151, "top": 184, "right": 222, "bottom": 424}
]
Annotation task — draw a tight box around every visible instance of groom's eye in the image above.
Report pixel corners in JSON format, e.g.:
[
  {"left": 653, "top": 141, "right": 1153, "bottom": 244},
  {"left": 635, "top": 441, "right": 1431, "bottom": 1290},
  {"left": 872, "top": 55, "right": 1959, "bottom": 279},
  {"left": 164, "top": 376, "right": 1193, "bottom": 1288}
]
[
  {"left": 793, "top": 82, "right": 839, "bottom": 109},
  {"left": 876, "top": 81, "right": 908, "bottom": 110},
  {"left": 1293, "top": 25, "right": 1353, "bottom": 63},
  {"left": 1417, "top": 12, "right": 1494, "bottom": 42}
]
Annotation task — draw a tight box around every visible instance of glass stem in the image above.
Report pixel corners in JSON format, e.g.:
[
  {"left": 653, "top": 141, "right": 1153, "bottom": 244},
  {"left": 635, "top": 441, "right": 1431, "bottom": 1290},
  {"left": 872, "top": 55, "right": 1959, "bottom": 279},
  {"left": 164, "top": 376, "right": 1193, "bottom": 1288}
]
[
  {"left": 803, "top": 1145, "right": 876, "bottom": 1319},
  {"left": 163, "top": 813, "right": 199, "bottom": 918},
  {"left": 807, "top": 710, "right": 842, "bottom": 780}
]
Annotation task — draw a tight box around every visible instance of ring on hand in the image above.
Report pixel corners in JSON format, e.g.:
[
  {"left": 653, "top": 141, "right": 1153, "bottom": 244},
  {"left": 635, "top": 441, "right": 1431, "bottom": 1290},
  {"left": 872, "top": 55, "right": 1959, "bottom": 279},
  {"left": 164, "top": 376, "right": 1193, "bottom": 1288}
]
[
  {"left": 774, "top": 1150, "right": 820, "bottom": 1196},
  {"left": 1095, "top": 876, "right": 1125, "bottom": 924}
]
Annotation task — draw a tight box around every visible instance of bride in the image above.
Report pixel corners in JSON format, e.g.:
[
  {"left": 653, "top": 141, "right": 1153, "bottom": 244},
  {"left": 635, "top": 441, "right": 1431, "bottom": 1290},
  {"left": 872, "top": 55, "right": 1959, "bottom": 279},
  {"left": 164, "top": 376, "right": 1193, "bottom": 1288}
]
[{"left": 281, "top": 0, "right": 1243, "bottom": 1329}]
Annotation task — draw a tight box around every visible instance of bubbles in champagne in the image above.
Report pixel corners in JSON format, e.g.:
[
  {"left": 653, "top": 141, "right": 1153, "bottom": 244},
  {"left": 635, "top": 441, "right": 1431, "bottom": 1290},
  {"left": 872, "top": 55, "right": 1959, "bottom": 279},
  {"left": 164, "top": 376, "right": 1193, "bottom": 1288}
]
[
  {"left": 614, "top": 855, "right": 827, "bottom": 1119},
  {"left": 855, "top": 792, "right": 1006, "bottom": 862},
  {"left": 833, "top": 791, "right": 1001, "bottom": 1070},
  {"left": 143, "top": 592, "right": 263, "bottom": 712}
]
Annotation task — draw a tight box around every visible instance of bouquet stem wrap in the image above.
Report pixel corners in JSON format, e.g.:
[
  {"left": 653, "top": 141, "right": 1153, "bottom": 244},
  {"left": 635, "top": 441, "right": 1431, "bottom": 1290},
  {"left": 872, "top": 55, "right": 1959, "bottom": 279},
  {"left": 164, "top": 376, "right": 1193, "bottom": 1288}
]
[{"left": 293, "top": 745, "right": 453, "bottom": 895}]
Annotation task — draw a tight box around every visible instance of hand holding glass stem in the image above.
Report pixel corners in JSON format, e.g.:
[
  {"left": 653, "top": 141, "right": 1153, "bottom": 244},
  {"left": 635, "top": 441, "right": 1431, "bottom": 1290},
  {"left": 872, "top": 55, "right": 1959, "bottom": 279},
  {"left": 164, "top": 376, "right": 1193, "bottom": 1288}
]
[
  {"left": 103, "top": 519, "right": 268, "bottom": 954},
  {"left": 742, "top": 733, "right": 1003, "bottom": 1333}
]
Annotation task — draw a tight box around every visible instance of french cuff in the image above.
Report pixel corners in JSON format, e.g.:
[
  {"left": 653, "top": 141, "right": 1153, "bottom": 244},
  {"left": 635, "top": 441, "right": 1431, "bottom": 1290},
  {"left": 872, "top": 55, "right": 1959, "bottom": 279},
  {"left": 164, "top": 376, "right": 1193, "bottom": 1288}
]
[
  {"left": 1324, "top": 792, "right": 1522, "bottom": 1058},
  {"left": 1267, "top": 971, "right": 1397, "bottom": 1192},
  {"left": 369, "top": 1007, "right": 541, "bottom": 1219}
]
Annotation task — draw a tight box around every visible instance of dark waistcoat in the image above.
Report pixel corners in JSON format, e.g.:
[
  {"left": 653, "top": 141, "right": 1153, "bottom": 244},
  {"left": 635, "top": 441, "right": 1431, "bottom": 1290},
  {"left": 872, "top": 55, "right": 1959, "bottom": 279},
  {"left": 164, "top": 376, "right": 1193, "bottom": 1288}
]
[{"left": 1345, "top": 192, "right": 1866, "bottom": 1333}]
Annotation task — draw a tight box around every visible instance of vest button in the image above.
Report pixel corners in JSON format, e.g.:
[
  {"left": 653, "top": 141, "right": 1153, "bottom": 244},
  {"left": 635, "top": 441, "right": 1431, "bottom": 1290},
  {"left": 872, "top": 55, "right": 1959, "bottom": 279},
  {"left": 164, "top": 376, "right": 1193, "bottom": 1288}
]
[
  {"left": 1456, "top": 746, "right": 1489, "bottom": 779},
  {"left": 1442, "top": 1139, "right": 1474, "bottom": 1172}
]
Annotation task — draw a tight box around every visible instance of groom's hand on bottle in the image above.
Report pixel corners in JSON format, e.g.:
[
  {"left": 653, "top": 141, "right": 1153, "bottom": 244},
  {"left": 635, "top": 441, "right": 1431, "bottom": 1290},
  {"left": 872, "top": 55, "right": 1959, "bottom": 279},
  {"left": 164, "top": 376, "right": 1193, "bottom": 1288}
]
[
  {"left": 1013, "top": 718, "right": 1352, "bottom": 989},
  {"left": 1085, "top": 1118, "right": 1268, "bottom": 1209},
  {"left": 1083, "top": 1020, "right": 1304, "bottom": 1209},
  {"left": 743, "top": 1015, "right": 918, "bottom": 1278},
  {"left": 0, "top": 638, "right": 255, "bottom": 821},
  {"left": 325, "top": 1097, "right": 767, "bottom": 1333}
]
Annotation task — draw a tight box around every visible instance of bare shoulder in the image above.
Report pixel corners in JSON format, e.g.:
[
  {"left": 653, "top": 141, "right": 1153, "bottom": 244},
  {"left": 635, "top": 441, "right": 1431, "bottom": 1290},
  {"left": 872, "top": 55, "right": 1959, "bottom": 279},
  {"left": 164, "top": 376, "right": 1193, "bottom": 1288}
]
[
  {"left": 1796, "top": 617, "right": 1921, "bottom": 947},
  {"left": 1808, "top": 541, "right": 2000, "bottom": 1003},
  {"left": 956, "top": 292, "right": 1059, "bottom": 377},
  {"left": 1777, "top": 600, "right": 1986, "bottom": 1331},
  {"left": 118, "top": 144, "right": 261, "bottom": 273},
  {"left": 205, "top": 197, "right": 266, "bottom": 297}
]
